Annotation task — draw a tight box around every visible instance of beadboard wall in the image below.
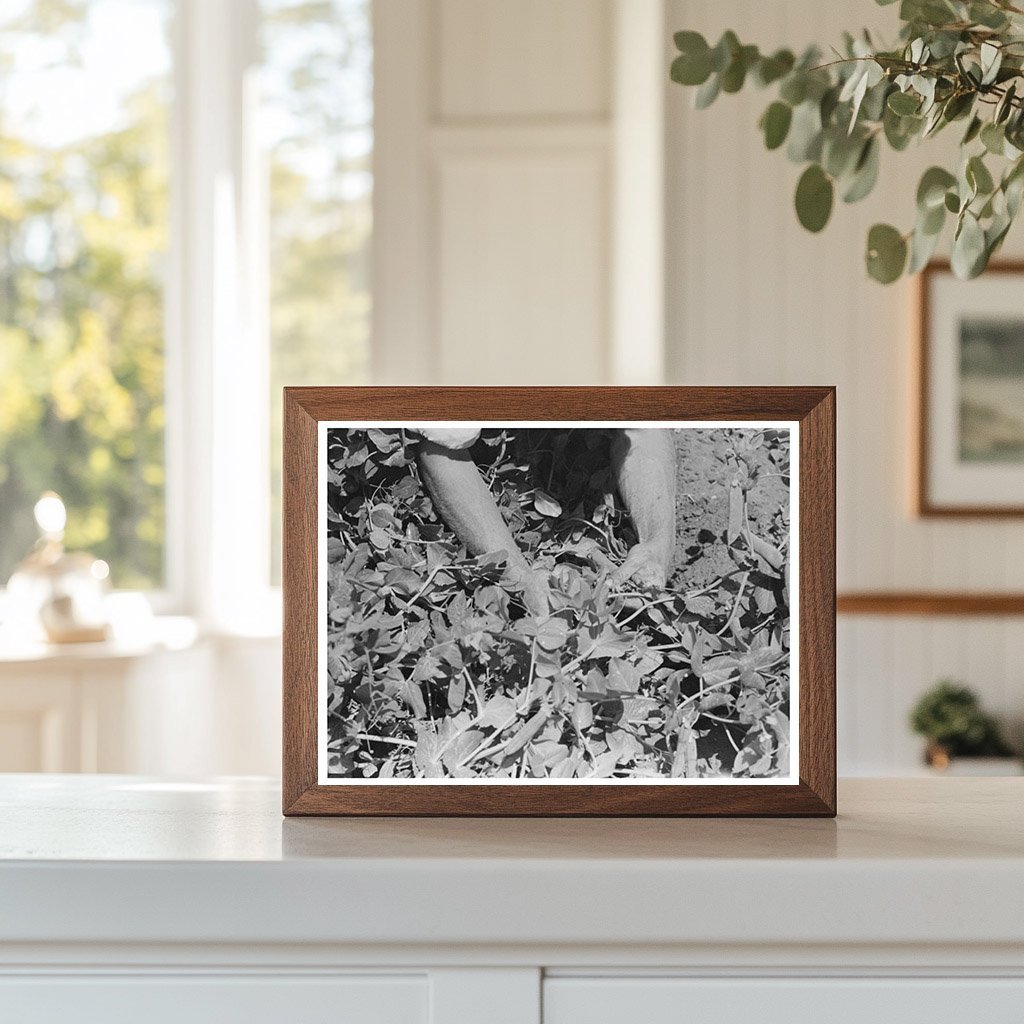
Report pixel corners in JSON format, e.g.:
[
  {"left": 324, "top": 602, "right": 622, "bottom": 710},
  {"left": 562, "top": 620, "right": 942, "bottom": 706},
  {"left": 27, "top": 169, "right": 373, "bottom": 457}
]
[
  {"left": 368, "top": 0, "right": 1024, "bottom": 775},
  {"left": 665, "top": 0, "right": 1024, "bottom": 771}
]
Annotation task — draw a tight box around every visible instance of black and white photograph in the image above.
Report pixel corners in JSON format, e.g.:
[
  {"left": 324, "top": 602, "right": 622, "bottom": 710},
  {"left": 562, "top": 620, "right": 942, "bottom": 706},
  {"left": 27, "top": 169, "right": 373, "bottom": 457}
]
[{"left": 319, "top": 422, "right": 797, "bottom": 784}]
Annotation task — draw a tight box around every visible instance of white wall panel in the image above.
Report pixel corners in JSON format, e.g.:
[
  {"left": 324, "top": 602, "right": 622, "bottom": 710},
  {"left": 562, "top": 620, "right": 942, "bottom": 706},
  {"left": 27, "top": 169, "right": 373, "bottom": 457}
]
[
  {"left": 436, "top": 150, "right": 608, "bottom": 384},
  {"left": 666, "top": 0, "right": 1024, "bottom": 774},
  {"left": 437, "top": 0, "right": 610, "bottom": 120}
]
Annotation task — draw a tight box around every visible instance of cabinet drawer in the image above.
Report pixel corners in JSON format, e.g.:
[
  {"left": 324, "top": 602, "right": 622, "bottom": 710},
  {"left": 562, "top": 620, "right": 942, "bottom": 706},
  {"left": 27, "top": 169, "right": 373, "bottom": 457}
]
[
  {"left": 544, "top": 977, "right": 1024, "bottom": 1024},
  {"left": 0, "top": 974, "right": 427, "bottom": 1024}
]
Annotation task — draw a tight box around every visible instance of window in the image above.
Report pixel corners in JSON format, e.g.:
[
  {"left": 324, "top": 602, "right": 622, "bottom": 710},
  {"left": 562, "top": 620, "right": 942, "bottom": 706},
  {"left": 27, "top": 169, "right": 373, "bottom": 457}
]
[
  {"left": 261, "top": 0, "right": 373, "bottom": 581},
  {"left": 0, "top": 0, "right": 172, "bottom": 589},
  {"left": 0, "top": 0, "right": 373, "bottom": 617}
]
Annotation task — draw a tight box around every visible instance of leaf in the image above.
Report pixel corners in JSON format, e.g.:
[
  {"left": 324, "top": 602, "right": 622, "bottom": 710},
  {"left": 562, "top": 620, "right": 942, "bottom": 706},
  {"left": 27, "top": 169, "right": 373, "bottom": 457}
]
[
  {"left": 981, "top": 122, "right": 1005, "bottom": 156},
  {"left": 841, "top": 137, "right": 879, "bottom": 204},
  {"left": 684, "top": 595, "right": 716, "bottom": 616},
  {"left": 606, "top": 658, "right": 641, "bottom": 694},
  {"left": 533, "top": 489, "right": 562, "bottom": 518},
  {"left": 759, "top": 101, "right": 792, "bottom": 150},
  {"left": 535, "top": 616, "right": 570, "bottom": 652},
  {"left": 694, "top": 73, "right": 721, "bottom": 109},
  {"left": 447, "top": 673, "right": 466, "bottom": 713},
  {"left": 887, "top": 90, "right": 920, "bottom": 116},
  {"left": 727, "top": 481, "right": 744, "bottom": 543},
  {"left": 671, "top": 31, "right": 712, "bottom": 86},
  {"left": 572, "top": 700, "right": 594, "bottom": 731},
  {"left": 441, "top": 728, "right": 485, "bottom": 772},
  {"left": 980, "top": 41, "right": 1002, "bottom": 86},
  {"left": 787, "top": 101, "right": 823, "bottom": 162},
  {"left": 753, "top": 50, "right": 794, "bottom": 87},
  {"left": 951, "top": 211, "right": 987, "bottom": 279},
  {"left": 699, "top": 691, "right": 733, "bottom": 713},
  {"left": 502, "top": 707, "right": 549, "bottom": 756},
  {"left": 865, "top": 223, "right": 907, "bottom": 284},
  {"left": 385, "top": 568, "right": 423, "bottom": 597},
  {"left": 400, "top": 679, "right": 427, "bottom": 719},
  {"left": 733, "top": 726, "right": 774, "bottom": 777},
  {"left": 966, "top": 155, "right": 994, "bottom": 197},
  {"left": 916, "top": 166, "right": 956, "bottom": 211},
  {"left": 479, "top": 694, "right": 517, "bottom": 730},
  {"left": 908, "top": 222, "right": 942, "bottom": 274},
  {"left": 794, "top": 164, "right": 833, "bottom": 233}
]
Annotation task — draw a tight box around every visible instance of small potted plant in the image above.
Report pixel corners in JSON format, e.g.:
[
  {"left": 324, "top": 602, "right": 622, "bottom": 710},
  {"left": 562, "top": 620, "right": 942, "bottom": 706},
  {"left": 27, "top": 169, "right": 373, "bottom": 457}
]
[{"left": 910, "top": 680, "right": 1020, "bottom": 774}]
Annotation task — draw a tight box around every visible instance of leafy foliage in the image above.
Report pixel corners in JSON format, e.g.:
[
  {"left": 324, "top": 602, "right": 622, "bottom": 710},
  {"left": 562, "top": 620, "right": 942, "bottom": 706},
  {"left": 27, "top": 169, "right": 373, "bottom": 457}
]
[
  {"left": 670, "top": 0, "right": 1024, "bottom": 282},
  {"left": 910, "top": 679, "right": 1015, "bottom": 755},
  {"left": 326, "top": 428, "right": 792, "bottom": 780}
]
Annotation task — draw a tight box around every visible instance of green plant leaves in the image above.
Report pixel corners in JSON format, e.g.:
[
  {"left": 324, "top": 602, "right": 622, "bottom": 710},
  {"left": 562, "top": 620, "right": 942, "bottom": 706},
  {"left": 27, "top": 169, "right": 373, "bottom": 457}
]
[
  {"left": 888, "top": 90, "right": 920, "bottom": 115},
  {"left": 794, "top": 164, "right": 833, "bottom": 232},
  {"left": 952, "top": 211, "right": 987, "bottom": 278},
  {"left": 668, "top": 6, "right": 1024, "bottom": 285},
  {"left": 759, "top": 101, "right": 792, "bottom": 150},
  {"left": 841, "top": 137, "right": 880, "bottom": 203},
  {"left": 671, "top": 31, "right": 712, "bottom": 86},
  {"left": 866, "top": 223, "right": 907, "bottom": 283},
  {"left": 917, "top": 166, "right": 957, "bottom": 211}
]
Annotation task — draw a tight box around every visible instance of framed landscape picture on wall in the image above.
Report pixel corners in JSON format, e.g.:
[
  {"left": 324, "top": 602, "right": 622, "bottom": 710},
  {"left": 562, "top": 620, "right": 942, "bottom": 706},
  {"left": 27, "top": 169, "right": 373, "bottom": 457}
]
[
  {"left": 282, "top": 387, "right": 836, "bottom": 816},
  {"left": 918, "top": 262, "right": 1024, "bottom": 516}
]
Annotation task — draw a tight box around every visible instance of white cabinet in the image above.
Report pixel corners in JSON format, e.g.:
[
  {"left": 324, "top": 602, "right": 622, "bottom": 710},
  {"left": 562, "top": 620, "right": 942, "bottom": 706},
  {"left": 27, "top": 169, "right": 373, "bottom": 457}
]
[
  {"left": 1, "top": 975, "right": 428, "bottom": 1024},
  {"left": 1, "top": 777, "right": 1022, "bottom": 1023},
  {"left": 544, "top": 977, "right": 1024, "bottom": 1024}
]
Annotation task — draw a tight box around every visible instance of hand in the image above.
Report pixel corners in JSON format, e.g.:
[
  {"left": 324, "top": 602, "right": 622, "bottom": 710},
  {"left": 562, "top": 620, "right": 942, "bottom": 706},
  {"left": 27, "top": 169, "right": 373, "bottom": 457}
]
[
  {"left": 610, "top": 542, "right": 672, "bottom": 589},
  {"left": 506, "top": 561, "right": 552, "bottom": 616}
]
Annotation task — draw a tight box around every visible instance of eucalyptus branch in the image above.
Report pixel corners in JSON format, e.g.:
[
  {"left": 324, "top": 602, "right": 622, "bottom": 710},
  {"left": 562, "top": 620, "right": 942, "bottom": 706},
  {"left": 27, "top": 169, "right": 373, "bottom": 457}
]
[{"left": 671, "top": 0, "right": 1024, "bottom": 282}]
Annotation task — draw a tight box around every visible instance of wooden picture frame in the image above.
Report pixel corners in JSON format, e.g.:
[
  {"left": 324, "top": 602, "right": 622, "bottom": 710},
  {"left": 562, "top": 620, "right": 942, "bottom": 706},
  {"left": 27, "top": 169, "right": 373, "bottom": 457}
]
[
  {"left": 917, "top": 260, "right": 1024, "bottom": 517},
  {"left": 283, "top": 387, "right": 836, "bottom": 816}
]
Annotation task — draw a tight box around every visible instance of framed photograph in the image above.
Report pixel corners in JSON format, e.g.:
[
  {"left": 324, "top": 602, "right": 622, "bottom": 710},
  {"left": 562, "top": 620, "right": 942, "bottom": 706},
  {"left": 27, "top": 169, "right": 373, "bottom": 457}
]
[
  {"left": 918, "top": 261, "right": 1024, "bottom": 516},
  {"left": 283, "top": 387, "right": 835, "bottom": 816}
]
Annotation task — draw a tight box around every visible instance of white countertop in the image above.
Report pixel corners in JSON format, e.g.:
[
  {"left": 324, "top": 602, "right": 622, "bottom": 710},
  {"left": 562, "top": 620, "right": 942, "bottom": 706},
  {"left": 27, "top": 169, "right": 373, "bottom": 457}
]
[{"left": 1, "top": 775, "right": 1022, "bottom": 951}]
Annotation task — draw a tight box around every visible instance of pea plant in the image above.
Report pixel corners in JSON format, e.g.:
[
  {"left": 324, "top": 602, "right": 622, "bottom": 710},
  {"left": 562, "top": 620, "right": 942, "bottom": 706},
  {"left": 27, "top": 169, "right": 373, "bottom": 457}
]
[
  {"left": 325, "top": 428, "right": 792, "bottom": 780},
  {"left": 671, "top": 0, "right": 1024, "bottom": 282}
]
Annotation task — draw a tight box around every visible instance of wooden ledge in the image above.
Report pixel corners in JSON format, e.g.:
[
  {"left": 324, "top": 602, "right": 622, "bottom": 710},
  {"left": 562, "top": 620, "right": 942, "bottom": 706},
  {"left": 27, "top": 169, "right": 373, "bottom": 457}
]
[{"left": 838, "top": 592, "right": 1024, "bottom": 616}]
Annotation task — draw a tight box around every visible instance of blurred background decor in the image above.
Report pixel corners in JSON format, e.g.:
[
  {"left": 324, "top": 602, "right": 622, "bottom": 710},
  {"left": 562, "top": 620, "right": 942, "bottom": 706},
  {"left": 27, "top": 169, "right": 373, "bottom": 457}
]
[
  {"left": 0, "top": 0, "right": 1022, "bottom": 779},
  {"left": 910, "top": 678, "right": 1021, "bottom": 773},
  {"left": 5, "top": 492, "right": 111, "bottom": 645},
  {"left": 918, "top": 261, "right": 1024, "bottom": 515}
]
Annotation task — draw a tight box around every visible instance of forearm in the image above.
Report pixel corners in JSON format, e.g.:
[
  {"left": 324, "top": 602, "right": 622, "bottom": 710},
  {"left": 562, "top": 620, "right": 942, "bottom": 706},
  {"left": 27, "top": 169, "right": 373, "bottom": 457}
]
[
  {"left": 612, "top": 429, "right": 677, "bottom": 564},
  {"left": 417, "top": 441, "right": 527, "bottom": 566}
]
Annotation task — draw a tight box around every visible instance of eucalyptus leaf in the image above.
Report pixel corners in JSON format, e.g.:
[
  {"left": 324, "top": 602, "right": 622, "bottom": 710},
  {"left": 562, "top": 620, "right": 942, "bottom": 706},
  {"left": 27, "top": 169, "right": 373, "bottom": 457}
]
[
  {"left": 917, "top": 166, "right": 957, "bottom": 210},
  {"left": 754, "top": 49, "right": 795, "bottom": 87},
  {"left": 694, "top": 73, "right": 721, "bottom": 109},
  {"left": 787, "top": 100, "right": 823, "bottom": 162},
  {"left": 842, "top": 136, "right": 880, "bottom": 203},
  {"left": 760, "top": 101, "right": 793, "bottom": 150},
  {"left": 866, "top": 223, "right": 907, "bottom": 283},
  {"left": 951, "top": 211, "right": 987, "bottom": 278},
  {"left": 962, "top": 115, "right": 983, "bottom": 145},
  {"left": 967, "top": 154, "right": 995, "bottom": 195},
  {"left": 888, "top": 90, "right": 921, "bottom": 115},
  {"left": 981, "top": 122, "right": 1006, "bottom": 155},
  {"left": 908, "top": 221, "right": 942, "bottom": 273},
  {"left": 980, "top": 41, "right": 1002, "bottom": 86},
  {"left": 795, "top": 164, "right": 834, "bottom": 232},
  {"left": 710, "top": 31, "right": 740, "bottom": 73}
]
